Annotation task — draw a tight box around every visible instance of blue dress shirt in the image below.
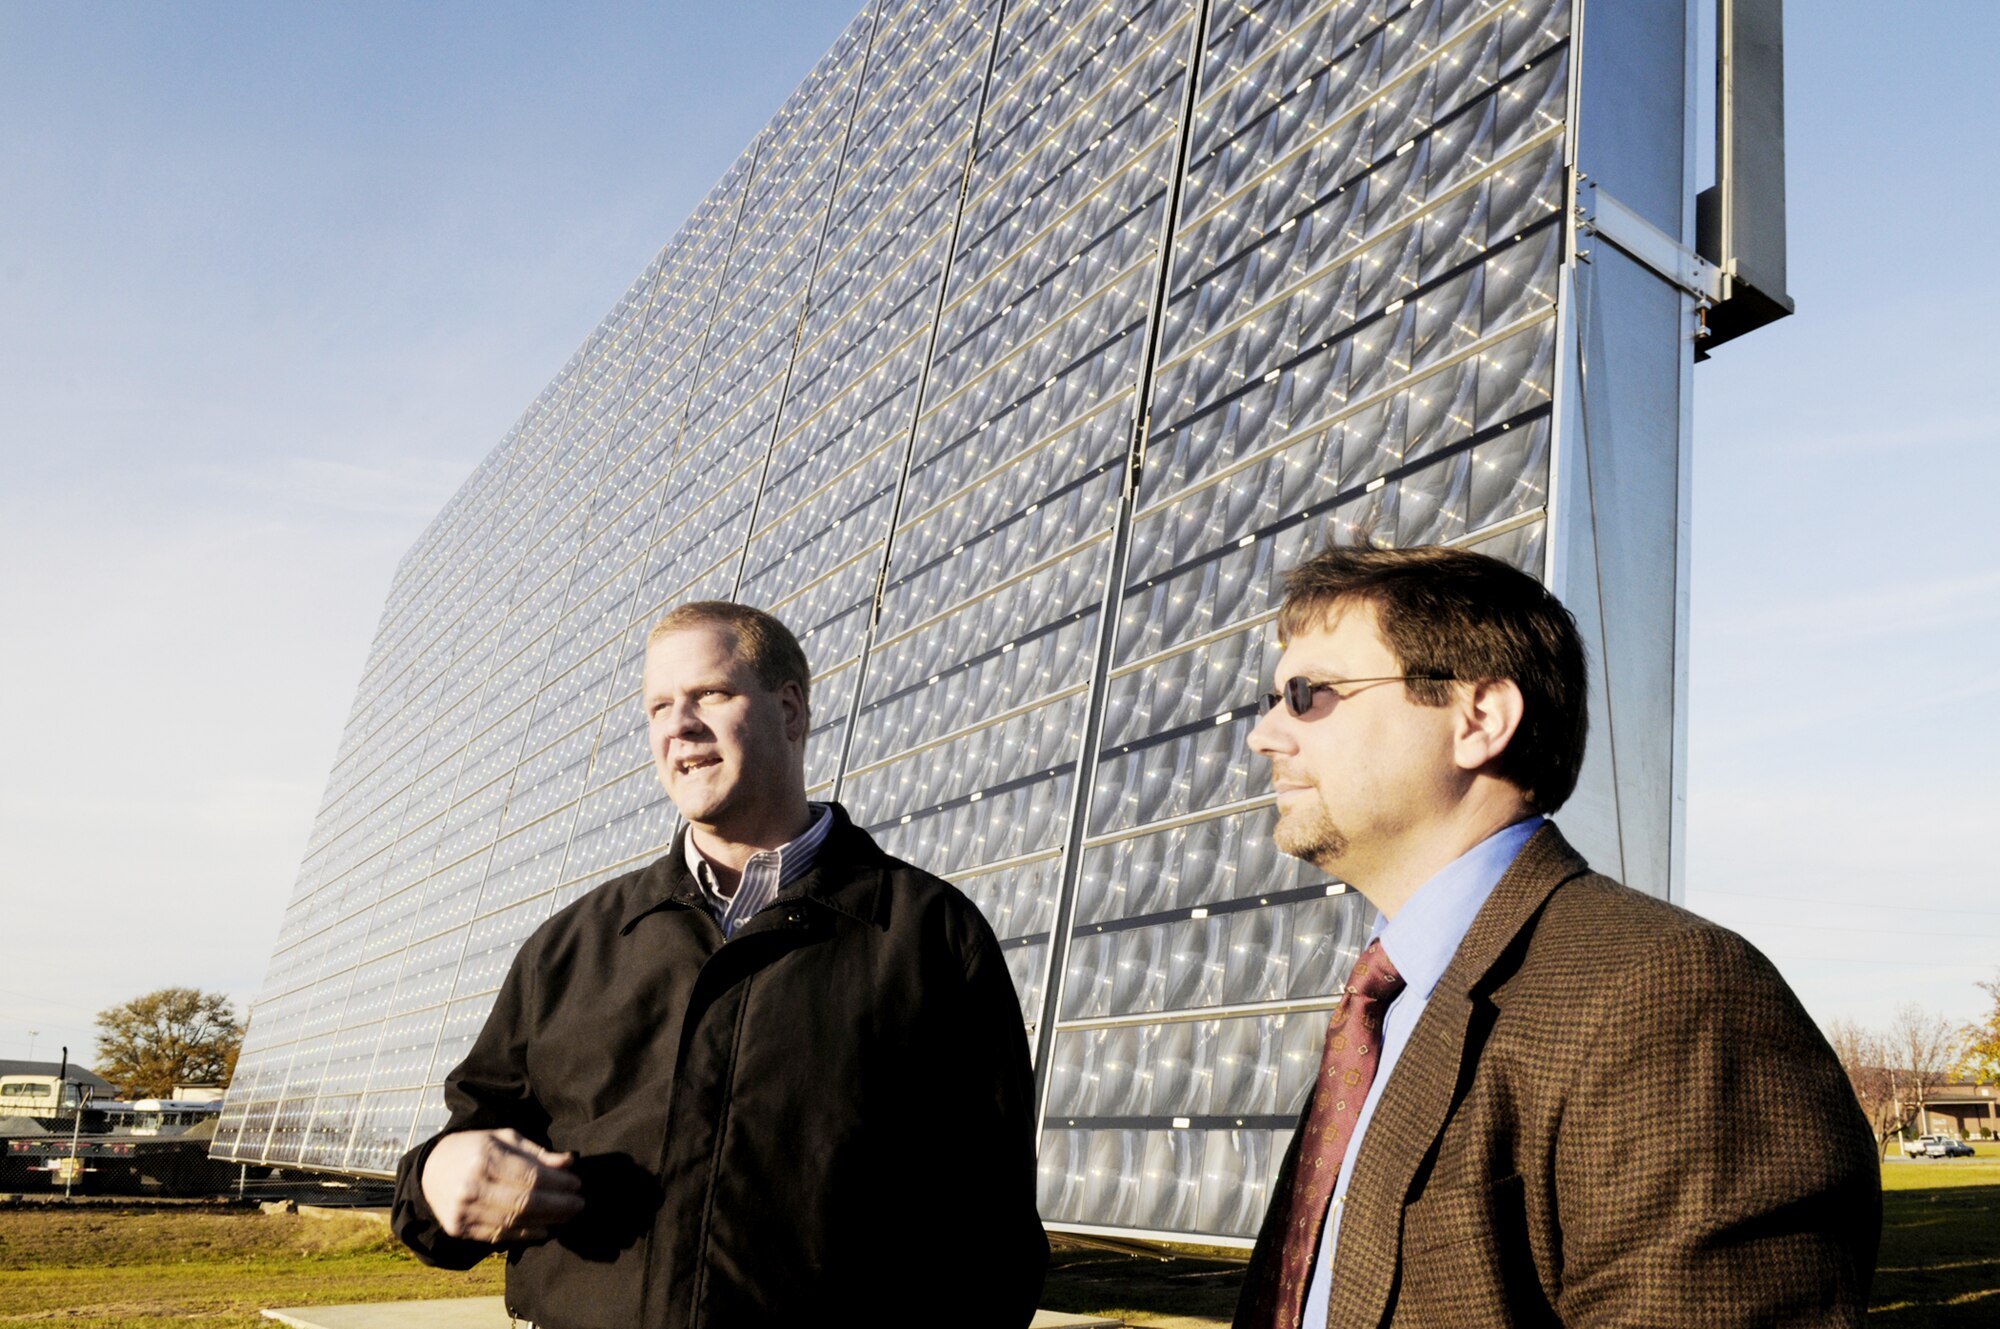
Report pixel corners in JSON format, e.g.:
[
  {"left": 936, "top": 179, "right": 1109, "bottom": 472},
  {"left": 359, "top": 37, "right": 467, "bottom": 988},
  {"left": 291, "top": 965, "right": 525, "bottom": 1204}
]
[{"left": 1299, "top": 816, "right": 1543, "bottom": 1326}]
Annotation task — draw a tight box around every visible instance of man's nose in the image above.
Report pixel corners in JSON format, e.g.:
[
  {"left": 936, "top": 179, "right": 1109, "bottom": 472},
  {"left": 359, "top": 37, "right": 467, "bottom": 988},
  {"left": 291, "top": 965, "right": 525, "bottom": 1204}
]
[
  {"left": 1245, "top": 706, "right": 1288, "bottom": 757},
  {"left": 662, "top": 699, "right": 707, "bottom": 737}
]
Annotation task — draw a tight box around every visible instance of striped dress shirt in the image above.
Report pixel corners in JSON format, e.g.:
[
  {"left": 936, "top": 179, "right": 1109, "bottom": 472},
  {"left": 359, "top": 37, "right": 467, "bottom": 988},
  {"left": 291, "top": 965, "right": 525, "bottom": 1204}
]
[{"left": 684, "top": 802, "right": 834, "bottom": 937}]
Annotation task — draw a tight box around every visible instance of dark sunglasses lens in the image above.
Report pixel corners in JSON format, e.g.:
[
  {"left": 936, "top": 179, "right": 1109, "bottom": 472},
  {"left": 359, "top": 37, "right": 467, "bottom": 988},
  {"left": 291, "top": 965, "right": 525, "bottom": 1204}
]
[
  {"left": 1259, "top": 691, "right": 1281, "bottom": 715},
  {"left": 1288, "top": 677, "right": 1316, "bottom": 715}
]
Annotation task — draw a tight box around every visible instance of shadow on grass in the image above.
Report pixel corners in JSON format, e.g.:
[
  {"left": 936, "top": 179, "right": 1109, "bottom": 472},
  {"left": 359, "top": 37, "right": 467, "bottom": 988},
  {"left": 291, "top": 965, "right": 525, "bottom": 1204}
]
[
  {"left": 1037, "top": 1180, "right": 2000, "bottom": 1328},
  {"left": 1038, "top": 1238, "right": 1246, "bottom": 1325},
  {"left": 1870, "top": 1183, "right": 2000, "bottom": 1326}
]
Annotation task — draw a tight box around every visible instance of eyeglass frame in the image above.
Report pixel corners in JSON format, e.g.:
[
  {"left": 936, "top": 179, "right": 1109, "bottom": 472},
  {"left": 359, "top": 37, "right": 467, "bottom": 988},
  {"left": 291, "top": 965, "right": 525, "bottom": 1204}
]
[{"left": 1257, "top": 674, "right": 1456, "bottom": 718}]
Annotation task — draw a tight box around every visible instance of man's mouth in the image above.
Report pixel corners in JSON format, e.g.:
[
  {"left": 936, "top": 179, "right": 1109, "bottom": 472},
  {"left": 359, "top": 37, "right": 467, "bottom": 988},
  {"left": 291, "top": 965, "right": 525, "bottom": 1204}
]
[{"left": 675, "top": 755, "right": 721, "bottom": 775}]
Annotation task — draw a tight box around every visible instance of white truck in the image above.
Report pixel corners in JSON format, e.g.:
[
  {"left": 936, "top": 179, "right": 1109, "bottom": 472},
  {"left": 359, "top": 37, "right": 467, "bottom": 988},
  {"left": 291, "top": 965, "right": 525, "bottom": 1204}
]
[{"left": 1903, "top": 1134, "right": 1975, "bottom": 1158}]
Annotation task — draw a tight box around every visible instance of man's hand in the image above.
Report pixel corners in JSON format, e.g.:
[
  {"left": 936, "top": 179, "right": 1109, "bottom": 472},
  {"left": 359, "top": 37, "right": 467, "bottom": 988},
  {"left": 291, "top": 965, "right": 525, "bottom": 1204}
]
[{"left": 420, "top": 1128, "right": 585, "bottom": 1244}]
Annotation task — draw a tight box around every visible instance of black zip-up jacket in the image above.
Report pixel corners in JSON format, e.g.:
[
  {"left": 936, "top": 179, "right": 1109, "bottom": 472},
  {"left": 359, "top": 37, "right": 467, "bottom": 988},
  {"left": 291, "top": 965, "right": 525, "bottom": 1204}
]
[{"left": 392, "top": 805, "right": 1047, "bottom": 1327}]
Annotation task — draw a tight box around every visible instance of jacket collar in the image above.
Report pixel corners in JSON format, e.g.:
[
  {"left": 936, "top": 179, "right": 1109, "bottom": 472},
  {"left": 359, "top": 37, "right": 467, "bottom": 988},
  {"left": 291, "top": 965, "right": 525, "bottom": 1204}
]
[
  {"left": 1433, "top": 820, "right": 1593, "bottom": 1000},
  {"left": 1327, "top": 821, "right": 1593, "bottom": 1329},
  {"left": 617, "top": 802, "right": 890, "bottom": 936}
]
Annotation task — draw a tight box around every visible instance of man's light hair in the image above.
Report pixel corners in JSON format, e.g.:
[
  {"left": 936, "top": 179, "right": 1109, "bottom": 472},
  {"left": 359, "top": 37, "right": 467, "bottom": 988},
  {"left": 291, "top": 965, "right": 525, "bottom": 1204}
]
[{"left": 648, "top": 601, "right": 811, "bottom": 710}]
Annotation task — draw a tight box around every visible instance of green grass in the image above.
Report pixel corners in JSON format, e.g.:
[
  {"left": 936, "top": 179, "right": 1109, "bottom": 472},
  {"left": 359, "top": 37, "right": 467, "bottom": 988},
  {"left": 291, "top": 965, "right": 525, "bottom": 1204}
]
[
  {"left": 2, "top": 1152, "right": 1993, "bottom": 1329},
  {"left": 1872, "top": 1142, "right": 2000, "bottom": 1327},
  {"left": 1038, "top": 1148, "right": 2000, "bottom": 1328},
  {"left": 0, "top": 1204, "right": 501, "bottom": 1329}
]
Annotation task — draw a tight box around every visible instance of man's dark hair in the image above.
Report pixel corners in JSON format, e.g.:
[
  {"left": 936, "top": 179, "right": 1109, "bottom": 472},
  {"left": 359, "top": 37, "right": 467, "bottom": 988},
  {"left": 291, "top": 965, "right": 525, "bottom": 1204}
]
[
  {"left": 1275, "top": 544, "right": 1589, "bottom": 812},
  {"left": 648, "top": 601, "right": 811, "bottom": 710}
]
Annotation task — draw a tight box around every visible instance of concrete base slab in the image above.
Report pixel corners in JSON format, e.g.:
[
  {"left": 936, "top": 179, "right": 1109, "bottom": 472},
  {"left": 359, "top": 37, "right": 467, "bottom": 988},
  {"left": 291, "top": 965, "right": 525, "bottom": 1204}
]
[
  {"left": 262, "top": 1299, "right": 1122, "bottom": 1328},
  {"left": 298, "top": 1203, "right": 391, "bottom": 1226},
  {"left": 262, "top": 1298, "right": 510, "bottom": 1329}
]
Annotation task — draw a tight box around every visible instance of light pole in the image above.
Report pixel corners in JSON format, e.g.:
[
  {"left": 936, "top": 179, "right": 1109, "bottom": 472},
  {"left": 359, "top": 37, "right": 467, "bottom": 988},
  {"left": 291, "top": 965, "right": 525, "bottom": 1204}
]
[{"left": 62, "top": 1085, "right": 93, "bottom": 1199}]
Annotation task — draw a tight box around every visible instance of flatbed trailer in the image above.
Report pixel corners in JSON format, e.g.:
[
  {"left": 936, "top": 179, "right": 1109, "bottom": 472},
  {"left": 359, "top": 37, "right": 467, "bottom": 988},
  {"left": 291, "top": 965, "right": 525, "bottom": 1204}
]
[{"left": 6, "top": 1133, "right": 238, "bottom": 1195}]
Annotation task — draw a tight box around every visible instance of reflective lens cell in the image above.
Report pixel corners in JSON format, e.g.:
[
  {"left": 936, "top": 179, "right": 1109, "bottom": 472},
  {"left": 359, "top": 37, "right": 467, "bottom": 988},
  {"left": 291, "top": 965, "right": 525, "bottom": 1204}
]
[{"left": 1195, "top": 1128, "right": 1274, "bottom": 1236}]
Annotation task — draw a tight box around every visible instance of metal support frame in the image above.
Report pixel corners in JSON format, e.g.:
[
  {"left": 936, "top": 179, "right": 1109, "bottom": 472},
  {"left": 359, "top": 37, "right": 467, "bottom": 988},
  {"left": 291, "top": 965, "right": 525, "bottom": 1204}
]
[
  {"left": 1582, "top": 181, "right": 1721, "bottom": 305},
  {"left": 1695, "top": 0, "right": 1793, "bottom": 353},
  {"left": 1546, "top": 0, "right": 1712, "bottom": 904}
]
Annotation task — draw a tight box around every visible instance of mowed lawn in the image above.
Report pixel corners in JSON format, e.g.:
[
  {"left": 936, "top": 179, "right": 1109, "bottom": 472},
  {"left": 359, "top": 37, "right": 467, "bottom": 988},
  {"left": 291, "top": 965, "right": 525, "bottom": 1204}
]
[
  {"left": 0, "top": 1204, "right": 501, "bottom": 1329},
  {"left": 1, "top": 1147, "right": 1995, "bottom": 1329},
  {"left": 1872, "top": 1144, "right": 2000, "bottom": 1327},
  {"left": 1038, "top": 1146, "right": 2000, "bottom": 1328}
]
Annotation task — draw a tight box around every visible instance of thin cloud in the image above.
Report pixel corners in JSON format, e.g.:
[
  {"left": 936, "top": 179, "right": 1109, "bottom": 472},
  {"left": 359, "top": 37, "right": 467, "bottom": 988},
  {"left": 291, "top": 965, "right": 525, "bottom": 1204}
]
[
  {"left": 1771, "top": 415, "right": 2000, "bottom": 460},
  {"left": 1687, "top": 783, "right": 1987, "bottom": 889},
  {"left": 225, "top": 454, "right": 473, "bottom": 520},
  {"left": 1690, "top": 667, "right": 2000, "bottom": 753},
  {"left": 1702, "top": 568, "right": 2000, "bottom": 645}
]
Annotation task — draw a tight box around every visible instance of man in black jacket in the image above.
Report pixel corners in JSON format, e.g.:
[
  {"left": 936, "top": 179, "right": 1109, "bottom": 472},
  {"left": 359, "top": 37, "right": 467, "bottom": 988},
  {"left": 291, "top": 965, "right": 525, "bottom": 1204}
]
[{"left": 392, "top": 601, "right": 1047, "bottom": 1328}]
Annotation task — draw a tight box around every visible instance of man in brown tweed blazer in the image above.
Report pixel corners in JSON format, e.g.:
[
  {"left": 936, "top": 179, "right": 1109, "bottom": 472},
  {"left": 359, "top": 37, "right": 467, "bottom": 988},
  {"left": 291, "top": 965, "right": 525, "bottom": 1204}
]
[{"left": 1236, "top": 544, "right": 1879, "bottom": 1328}]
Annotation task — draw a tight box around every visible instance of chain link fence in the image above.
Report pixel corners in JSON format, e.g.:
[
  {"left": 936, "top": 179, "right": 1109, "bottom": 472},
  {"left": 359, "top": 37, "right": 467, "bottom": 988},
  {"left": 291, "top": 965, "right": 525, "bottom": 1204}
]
[{"left": 3, "top": 1105, "right": 391, "bottom": 1204}]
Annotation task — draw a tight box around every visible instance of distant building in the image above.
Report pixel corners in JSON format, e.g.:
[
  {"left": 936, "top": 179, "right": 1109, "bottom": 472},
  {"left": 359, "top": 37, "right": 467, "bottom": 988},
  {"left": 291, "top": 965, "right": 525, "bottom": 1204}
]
[
  {"left": 1906, "top": 1080, "right": 2000, "bottom": 1139},
  {"left": 217, "top": 0, "right": 1791, "bottom": 1245}
]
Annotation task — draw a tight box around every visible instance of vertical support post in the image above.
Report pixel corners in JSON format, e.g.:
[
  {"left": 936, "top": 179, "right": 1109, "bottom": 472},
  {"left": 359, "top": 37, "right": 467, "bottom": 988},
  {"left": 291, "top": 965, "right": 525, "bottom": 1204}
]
[
  {"left": 1549, "top": 0, "right": 1705, "bottom": 903},
  {"left": 1030, "top": 0, "right": 1214, "bottom": 1113},
  {"left": 1695, "top": 0, "right": 1792, "bottom": 348},
  {"left": 64, "top": 1087, "right": 91, "bottom": 1199}
]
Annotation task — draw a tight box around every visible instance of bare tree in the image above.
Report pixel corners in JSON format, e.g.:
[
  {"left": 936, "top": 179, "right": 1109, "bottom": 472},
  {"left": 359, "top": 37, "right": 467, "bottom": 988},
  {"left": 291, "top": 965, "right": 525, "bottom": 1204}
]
[
  {"left": 1887, "top": 1003, "right": 1964, "bottom": 1139},
  {"left": 1826, "top": 1018, "right": 1913, "bottom": 1159}
]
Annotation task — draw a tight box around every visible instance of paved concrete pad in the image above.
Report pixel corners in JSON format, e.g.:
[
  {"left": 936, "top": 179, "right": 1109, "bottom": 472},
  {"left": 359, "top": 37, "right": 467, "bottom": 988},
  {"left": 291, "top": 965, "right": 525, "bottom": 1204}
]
[
  {"left": 262, "top": 1298, "right": 510, "bottom": 1329},
  {"left": 298, "top": 1203, "right": 390, "bottom": 1226},
  {"left": 263, "top": 1299, "right": 1121, "bottom": 1328}
]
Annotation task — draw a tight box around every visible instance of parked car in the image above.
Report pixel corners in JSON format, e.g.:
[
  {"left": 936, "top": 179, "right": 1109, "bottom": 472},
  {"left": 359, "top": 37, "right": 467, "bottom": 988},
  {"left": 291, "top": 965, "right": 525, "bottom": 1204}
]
[{"left": 1904, "top": 1134, "right": 1976, "bottom": 1158}]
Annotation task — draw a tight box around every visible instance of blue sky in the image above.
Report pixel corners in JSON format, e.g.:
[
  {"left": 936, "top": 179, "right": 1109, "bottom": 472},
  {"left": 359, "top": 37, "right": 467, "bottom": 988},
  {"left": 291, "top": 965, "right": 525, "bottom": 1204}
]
[
  {"left": 1685, "top": 2, "right": 2000, "bottom": 1037},
  {"left": 2, "top": 1, "right": 1994, "bottom": 1069}
]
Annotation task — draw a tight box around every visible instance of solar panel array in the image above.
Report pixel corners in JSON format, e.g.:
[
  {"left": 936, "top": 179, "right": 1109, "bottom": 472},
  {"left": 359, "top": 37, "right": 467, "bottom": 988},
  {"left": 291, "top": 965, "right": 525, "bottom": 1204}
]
[{"left": 218, "top": 0, "right": 1573, "bottom": 1242}]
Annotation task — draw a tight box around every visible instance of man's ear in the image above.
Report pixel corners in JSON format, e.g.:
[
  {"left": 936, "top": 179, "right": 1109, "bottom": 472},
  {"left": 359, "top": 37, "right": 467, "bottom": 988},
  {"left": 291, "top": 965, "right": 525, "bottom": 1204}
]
[
  {"left": 780, "top": 680, "right": 810, "bottom": 743},
  {"left": 1452, "top": 678, "right": 1524, "bottom": 775}
]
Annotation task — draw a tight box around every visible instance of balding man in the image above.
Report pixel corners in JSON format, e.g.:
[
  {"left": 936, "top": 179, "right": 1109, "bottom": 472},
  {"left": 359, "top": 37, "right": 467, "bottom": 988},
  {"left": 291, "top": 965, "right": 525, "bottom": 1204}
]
[{"left": 393, "top": 601, "right": 1047, "bottom": 1328}]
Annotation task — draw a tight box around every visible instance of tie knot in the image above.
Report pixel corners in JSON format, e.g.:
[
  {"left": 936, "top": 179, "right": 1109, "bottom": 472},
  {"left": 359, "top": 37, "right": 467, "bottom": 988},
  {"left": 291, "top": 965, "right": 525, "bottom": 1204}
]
[{"left": 1344, "top": 938, "right": 1406, "bottom": 1002}]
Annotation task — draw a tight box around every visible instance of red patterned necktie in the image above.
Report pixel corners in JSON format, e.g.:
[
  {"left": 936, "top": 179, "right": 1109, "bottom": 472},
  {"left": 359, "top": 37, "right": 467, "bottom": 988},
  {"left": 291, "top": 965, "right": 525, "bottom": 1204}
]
[{"left": 1270, "top": 938, "right": 1406, "bottom": 1328}]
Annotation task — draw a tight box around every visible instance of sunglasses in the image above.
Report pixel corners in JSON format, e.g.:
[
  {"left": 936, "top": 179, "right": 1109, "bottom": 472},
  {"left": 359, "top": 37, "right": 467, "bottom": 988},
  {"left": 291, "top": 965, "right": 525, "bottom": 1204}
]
[{"left": 1258, "top": 674, "right": 1454, "bottom": 717}]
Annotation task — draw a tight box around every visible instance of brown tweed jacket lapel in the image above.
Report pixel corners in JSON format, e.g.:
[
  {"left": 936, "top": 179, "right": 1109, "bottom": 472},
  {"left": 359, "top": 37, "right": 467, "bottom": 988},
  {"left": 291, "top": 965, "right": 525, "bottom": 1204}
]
[{"left": 1324, "top": 824, "right": 1592, "bottom": 1329}]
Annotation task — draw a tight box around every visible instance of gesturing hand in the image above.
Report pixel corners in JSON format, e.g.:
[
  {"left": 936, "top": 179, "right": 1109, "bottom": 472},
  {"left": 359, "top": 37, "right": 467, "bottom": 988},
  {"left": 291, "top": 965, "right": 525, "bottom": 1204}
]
[{"left": 421, "top": 1128, "right": 587, "bottom": 1244}]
